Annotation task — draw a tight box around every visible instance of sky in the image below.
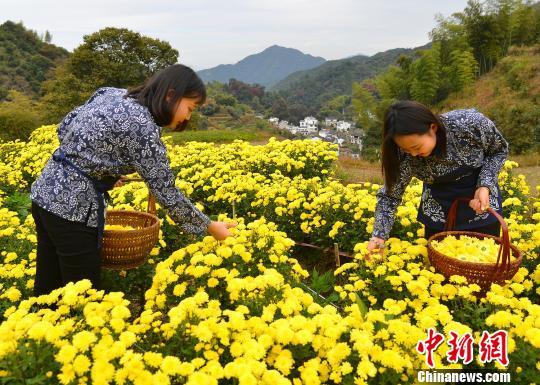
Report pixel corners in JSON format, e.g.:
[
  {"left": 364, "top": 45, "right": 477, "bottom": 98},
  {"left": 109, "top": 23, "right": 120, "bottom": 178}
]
[{"left": 2, "top": 0, "right": 470, "bottom": 70}]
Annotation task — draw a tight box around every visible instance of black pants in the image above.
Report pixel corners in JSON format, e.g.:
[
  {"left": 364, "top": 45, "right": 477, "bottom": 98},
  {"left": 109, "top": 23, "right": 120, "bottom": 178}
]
[
  {"left": 424, "top": 221, "right": 501, "bottom": 240},
  {"left": 31, "top": 202, "right": 101, "bottom": 296}
]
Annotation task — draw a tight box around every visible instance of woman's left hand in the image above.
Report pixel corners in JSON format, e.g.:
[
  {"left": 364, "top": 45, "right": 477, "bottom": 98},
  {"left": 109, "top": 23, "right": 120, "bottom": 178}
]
[
  {"left": 470, "top": 187, "right": 490, "bottom": 214},
  {"left": 208, "top": 221, "right": 237, "bottom": 241}
]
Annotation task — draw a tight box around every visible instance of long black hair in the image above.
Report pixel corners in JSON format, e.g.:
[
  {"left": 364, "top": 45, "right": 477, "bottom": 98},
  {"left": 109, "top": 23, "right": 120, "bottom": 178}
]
[
  {"left": 382, "top": 100, "right": 446, "bottom": 193},
  {"left": 126, "top": 64, "right": 206, "bottom": 130}
]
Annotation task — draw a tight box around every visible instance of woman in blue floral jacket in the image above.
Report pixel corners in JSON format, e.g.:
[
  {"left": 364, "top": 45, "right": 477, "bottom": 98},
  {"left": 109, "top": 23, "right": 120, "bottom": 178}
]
[
  {"left": 367, "top": 100, "right": 508, "bottom": 255},
  {"left": 30, "top": 64, "right": 236, "bottom": 295}
]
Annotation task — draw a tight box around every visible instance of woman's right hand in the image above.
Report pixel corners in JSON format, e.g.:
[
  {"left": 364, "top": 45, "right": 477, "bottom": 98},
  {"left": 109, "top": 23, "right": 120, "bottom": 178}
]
[
  {"left": 207, "top": 221, "right": 237, "bottom": 241},
  {"left": 366, "top": 236, "right": 386, "bottom": 260}
]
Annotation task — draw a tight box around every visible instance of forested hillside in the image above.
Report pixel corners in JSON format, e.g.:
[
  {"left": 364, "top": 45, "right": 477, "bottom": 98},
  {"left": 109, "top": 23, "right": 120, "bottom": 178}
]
[
  {"left": 0, "top": 21, "right": 68, "bottom": 99},
  {"left": 438, "top": 45, "right": 540, "bottom": 154}
]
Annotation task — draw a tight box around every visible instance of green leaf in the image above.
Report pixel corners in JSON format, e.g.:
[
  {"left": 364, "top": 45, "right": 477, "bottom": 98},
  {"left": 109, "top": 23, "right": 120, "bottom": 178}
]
[{"left": 355, "top": 293, "right": 368, "bottom": 317}]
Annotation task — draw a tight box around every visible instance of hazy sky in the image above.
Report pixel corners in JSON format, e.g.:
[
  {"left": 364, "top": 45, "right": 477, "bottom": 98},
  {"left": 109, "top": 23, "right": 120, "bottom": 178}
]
[{"left": 2, "top": 0, "right": 470, "bottom": 70}]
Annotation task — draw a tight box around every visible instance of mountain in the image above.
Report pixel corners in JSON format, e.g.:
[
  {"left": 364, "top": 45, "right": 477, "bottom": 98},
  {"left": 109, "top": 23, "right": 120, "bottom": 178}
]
[
  {"left": 0, "top": 21, "right": 69, "bottom": 99},
  {"left": 197, "top": 45, "right": 326, "bottom": 88},
  {"left": 271, "top": 45, "right": 430, "bottom": 113}
]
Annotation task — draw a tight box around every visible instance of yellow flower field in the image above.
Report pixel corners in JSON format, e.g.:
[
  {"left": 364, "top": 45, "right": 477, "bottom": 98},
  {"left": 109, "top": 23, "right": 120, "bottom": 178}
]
[{"left": 0, "top": 125, "right": 539, "bottom": 384}]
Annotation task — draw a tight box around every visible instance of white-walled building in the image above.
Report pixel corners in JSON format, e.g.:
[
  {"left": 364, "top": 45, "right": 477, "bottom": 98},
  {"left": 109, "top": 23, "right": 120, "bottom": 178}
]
[
  {"left": 299, "top": 116, "right": 318, "bottom": 131},
  {"left": 268, "top": 117, "right": 279, "bottom": 125},
  {"left": 278, "top": 120, "right": 290, "bottom": 130},
  {"left": 324, "top": 117, "right": 338, "bottom": 127},
  {"left": 336, "top": 120, "right": 352, "bottom": 132}
]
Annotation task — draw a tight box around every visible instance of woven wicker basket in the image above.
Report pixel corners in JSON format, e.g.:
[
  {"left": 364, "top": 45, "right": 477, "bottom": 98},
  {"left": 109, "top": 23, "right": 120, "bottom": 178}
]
[
  {"left": 101, "top": 180, "right": 160, "bottom": 270},
  {"left": 427, "top": 198, "right": 522, "bottom": 291}
]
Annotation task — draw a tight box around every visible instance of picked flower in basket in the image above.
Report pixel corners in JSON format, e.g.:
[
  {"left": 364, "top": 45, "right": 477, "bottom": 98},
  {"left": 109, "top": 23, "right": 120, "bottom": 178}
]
[
  {"left": 427, "top": 198, "right": 522, "bottom": 290},
  {"left": 101, "top": 178, "right": 160, "bottom": 270}
]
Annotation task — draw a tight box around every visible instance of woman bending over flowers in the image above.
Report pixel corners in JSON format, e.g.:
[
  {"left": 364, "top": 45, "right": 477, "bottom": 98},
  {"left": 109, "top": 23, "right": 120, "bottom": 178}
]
[{"left": 368, "top": 101, "right": 508, "bottom": 255}]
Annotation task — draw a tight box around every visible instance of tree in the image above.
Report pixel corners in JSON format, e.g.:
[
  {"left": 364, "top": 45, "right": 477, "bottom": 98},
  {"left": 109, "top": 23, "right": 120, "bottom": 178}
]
[
  {"left": 352, "top": 83, "right": 378, "bottom": 130},
  {"left": 459, "top": 1, "right": 503, "bottom": 74},
  {"left": 375, "top": 66, "right": 410, "bottom": 101},
  {"left": 351, "top": 82, "right": 382, "bottom": 160},
  {"left": 214, "top": 93, "right": 237, "bottom": 107},
  {"left": 44, "top": 30, "right": 52, "bottom": 43},
  {"left": 319, "top": 95, "right": 352, "bottom": 120},
  {"left": 510, "top": 1, "right": 540, "bottom": 45},
  {"left": 69, "top": 27, "right": 178, "bottom": 89},
  {"left": 448, "top": 49, "right": 477, "bottom": 92},
  {"left": 41, "top": 27, "right": 179, "bottom": 122},
  {"left": 410, "top": 44, "right": 441, "bottom": 105},
  {"left": 40, "top": 65, "right": 90, "bottom": 123}
]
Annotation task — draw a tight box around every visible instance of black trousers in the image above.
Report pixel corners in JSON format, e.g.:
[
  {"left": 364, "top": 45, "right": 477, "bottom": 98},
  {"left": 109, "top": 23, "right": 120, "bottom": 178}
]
[
  {"left": 31, "top": 202, "right": 101, "bottom": 296},
  {"left": 424, "top": 221, "right": 501, "bottom": 240}
]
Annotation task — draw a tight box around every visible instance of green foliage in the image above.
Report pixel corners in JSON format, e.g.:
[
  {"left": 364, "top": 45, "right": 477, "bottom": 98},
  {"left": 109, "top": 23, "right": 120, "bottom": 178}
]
[
  {"left": 448, "top": 49, "right": 477, "bottom": 92},
  {"left": 351, "top": 82, "right": 378, "bottom": 132},
  {"left": 490, "top": 102, "right": 540, "bottom": 154},
  {"left": 410, "top": 44, "right": 441, "bottom": 105},
  {"left": 375, "top": 66, "right": 410, "bottom": 101},
  {"left": 0, "top": 339, "right": 59, "bottom": 385},
  {"left": 304, "top": 268, "right": 339, "bottom": 306},
  {"left": 0, "top": 91, "right": 44, "bottom": 141},
  {"left": 319, "top": 95, "right": 353, "bottom": 120},
  {"left": 214, "top": 93, "right": 237, "bottom": 107},
  {"left": 4, "top": 191, "right": 32, "bottom": 219}
]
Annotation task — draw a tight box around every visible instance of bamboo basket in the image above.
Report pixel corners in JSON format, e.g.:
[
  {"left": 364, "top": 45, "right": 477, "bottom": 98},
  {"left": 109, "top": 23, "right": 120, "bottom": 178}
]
[
  {"left": 101, "top": 179, "right": 160, "bottom": 270},
  {"left": 427, "top": 198, "right": 522, "bottom": 291}
]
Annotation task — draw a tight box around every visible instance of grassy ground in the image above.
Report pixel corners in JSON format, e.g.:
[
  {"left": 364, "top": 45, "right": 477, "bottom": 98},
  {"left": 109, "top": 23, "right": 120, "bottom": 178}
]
[
  {"left": 163, "top": 114, "right": 288, "bottom": 144},
  {"left": 164, "top": 128, "right": 260, "bottom": 143}
]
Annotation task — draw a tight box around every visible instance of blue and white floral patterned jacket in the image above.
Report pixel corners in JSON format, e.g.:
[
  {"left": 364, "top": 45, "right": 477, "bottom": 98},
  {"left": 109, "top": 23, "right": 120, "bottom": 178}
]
[
  {"left": 373, "top": 108, "right": 509, "bottom": 240},
  {"left": 30, "top": 87, "right": 211, "bottom": 235}
]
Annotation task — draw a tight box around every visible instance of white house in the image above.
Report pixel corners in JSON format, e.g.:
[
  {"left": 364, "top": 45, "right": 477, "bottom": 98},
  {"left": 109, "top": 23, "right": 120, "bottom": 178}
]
[
  {"left": 324, "top": 117, "right": 338, "bottom": 127},
  {"left": 268, "top": 117, "right": 279, "bottom": 125},
  {"left": 336, "top": 120, "right": 352, "bottom": 132},
  {"left": 299, "top": 116, "right": 318, "bottom": 131},
  {"left": 278, "top": 120, "right": 290, "bottom": 130},
  {"left": 289, "top": 126, "right": 299, "bottom": 135}
]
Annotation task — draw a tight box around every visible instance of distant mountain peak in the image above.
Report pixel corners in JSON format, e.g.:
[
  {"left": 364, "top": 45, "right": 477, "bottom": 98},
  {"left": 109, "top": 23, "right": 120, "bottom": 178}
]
[{"left": 197, "top": 45, "right": 326, "bottom": 88}]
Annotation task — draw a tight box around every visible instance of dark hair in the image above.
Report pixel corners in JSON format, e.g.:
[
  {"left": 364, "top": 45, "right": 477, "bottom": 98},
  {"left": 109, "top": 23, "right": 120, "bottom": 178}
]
[
  {"left": 381, "top": 100, "right": 446, "bottom": 193},
  {"left": 126, "top": 64, "right": 206, "bottom": 130}
]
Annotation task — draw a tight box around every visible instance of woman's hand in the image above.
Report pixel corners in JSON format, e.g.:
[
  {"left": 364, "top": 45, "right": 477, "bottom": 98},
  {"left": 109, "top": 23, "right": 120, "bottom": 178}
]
[
  {"left": 366, "top": 236, "right": 386, "bottom": 260},
  {"left": 470, "top": 187, "right": 490, "bottom": 214},
  {"left": 208, "top": 221, "right": 237, "bottom": 241}
]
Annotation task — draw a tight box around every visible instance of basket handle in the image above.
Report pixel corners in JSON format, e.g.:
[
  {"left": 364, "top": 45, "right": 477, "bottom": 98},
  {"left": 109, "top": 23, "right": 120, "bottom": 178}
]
[
  {"left": 118, "top": 177, "right": 157, "bottom": 215},
  {"left": 445, "top": 198, "right": 511, "bottom": 274}
]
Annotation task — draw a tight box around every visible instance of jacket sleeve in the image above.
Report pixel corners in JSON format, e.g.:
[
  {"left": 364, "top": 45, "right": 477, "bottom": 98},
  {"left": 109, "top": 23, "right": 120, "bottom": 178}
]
[
  {"left": 470, "top": 111, "right": 509, "bottom": 195},
  {"left": 122, "top": 123, "right": 211, "bottom": 236},
  {"left": 372, "top": 157, "right": 413, "bottom": 240}
]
